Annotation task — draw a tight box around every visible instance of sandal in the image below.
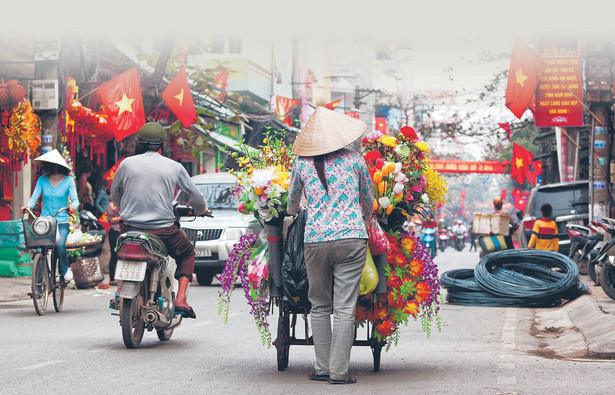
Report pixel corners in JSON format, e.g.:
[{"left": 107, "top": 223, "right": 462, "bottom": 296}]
[
  {"left": 329, "top": 376, "right": 357, "bottom": 384},
  {"left": 308, "top": 369, "right": 329, "bottom": 381},
  {"left": 174, "top": 305, "right": 196, "bottom": 319}
]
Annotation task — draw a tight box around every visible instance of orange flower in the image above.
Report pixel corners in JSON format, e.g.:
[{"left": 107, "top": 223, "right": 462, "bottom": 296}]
[
  {"left": 400, "top": 237, "right": 415, "bottom": 252},
  {"left": 387, "top": 292, "right": 405, "bottom": 309},
  {"left": 386, "top": 205, "right": 393, "bottom": 215},
  {"left": 387, "top": 272, "right": 402, "bottom": 289},
  {"left": 378, "top": 181, "right": 385, "bottom": 194},
  {"left": 404, "top": 301, "right": 419, "bottom": 317},
  {"left": 355, "top": 305, "right": 368, "bottom": 323},
  {"left": 373, "top": 199, "right": 379, "bottom": 211},
  {"left": 387, "top": 251, "right": 406, "bottom": 268},
  {"left": 415, "top": 282, "right": 431, "bottom": 303},
  {"left": 373, "top": 171, "right": 383, "bottom": 183},
  {"left": 376, "top": 320, "right": 396, "bottom": 337},
  {"left": 409, "top": 259, "right": 424, "bottom": 278}
]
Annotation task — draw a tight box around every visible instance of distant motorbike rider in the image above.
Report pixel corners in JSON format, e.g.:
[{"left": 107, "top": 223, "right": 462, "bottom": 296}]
[{"left": 111, "top": 122, "right": 208, "bottom": 319}]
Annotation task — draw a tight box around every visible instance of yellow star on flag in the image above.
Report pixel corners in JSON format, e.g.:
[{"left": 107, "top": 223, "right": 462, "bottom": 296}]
[
  {"left": 114, "top": 93, "right": 134, "bottom": 116},
  {"left": 515, "top": 68, "right": 528, "bottom": 88},
  {"left": 516, "top": 157, "right": 524, "bottom": 168},
  {"left": 174, "top": 88, "right": 184, "bottom": 106}
]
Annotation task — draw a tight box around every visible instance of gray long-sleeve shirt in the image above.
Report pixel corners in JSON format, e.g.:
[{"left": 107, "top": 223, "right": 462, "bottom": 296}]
[{"left": 111, "top": 152, "right": 206, "bottom": 229}]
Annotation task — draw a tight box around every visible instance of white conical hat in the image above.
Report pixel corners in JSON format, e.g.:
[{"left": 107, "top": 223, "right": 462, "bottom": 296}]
[
  {"left": 292, "top": 107, "right": 366, "bottom": 156},
  {"left": 33, "top": 149, "right": 71, "bottom": 171}
]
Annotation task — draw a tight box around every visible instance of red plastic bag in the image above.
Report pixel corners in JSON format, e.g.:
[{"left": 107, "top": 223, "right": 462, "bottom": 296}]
[{"left": 367, "top": 216, "right": 390, "bottom": 255}]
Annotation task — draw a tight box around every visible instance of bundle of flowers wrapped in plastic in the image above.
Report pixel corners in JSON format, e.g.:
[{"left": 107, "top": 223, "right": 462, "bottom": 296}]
[
  {"left": 218, "top": 130, "right": 295, "bottom": 346},
  {"left": 358, "top": 125, "right": 448, "bottom": 342},
  {"left": 232, "top": 130, "right": 295, "bottom": 224}
]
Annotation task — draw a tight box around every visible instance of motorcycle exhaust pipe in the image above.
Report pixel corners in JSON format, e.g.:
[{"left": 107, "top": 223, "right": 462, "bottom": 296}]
[{"left": 144, "top": 309, "right": 170, "bottom": 327}]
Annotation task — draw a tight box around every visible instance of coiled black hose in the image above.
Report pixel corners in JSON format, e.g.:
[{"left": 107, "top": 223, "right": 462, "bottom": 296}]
[{"left": 440, "top": 249, "right": 589, "bottom": 307}]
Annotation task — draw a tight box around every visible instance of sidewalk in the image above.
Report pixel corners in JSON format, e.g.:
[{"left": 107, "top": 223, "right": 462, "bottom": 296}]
[
  {"left": 0, "top": 273, "right": 112, "bottom": 303},
  {"left": 563, "top": 275, "right": 615, "bottom": 358}
]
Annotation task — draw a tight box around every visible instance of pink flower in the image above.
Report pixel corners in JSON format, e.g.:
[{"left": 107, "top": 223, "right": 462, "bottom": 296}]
[{"left": 411, "top": 185, "right": 422, "bottom": 193}]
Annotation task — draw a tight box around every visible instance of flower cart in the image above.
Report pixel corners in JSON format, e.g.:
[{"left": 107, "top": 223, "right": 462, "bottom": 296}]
[{"left": 219, "top": 126, "right": 447, "bottom": 372}]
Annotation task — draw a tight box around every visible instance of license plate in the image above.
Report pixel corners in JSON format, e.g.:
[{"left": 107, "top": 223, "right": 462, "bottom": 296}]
[
  {"left": 115, "top": 260, "right": 147, "bottom": 281},
  {"left": 567, "top": 220, "right": 584, "bottom": 226},
  {"left": 195, "top": 249, "right": 212, "bottom": 258}
]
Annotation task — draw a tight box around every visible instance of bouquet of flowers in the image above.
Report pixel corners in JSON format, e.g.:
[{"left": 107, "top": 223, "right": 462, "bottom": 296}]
[
  {"left": 232, "top": 130, "right": 295, "bottom": 223},
  {"left": 362, "top": 126, "right": 447, "bottom": 229},
  {"left": 358, "top": 125, "right": 448, "bottom": 342}
]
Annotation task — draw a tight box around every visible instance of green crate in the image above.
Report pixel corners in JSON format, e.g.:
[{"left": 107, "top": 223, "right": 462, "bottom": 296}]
[
  {"left": 0, "top": 220, "right": 25, "bottom": 249},
  {"left": 0, "top": 260, "right": 18, "bottom": 277}
]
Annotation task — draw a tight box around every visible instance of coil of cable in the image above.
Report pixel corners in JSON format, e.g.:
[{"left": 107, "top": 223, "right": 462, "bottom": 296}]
[
  {"left": 475, "top": 249, "right": 582, "bottom": 300},
  {"left": 440, "top": 249, "right": 589, "bottom": 307}
]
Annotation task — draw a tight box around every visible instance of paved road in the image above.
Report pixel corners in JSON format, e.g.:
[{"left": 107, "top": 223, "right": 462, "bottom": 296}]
[{"left": 1, "top": 245, "right": 615, "bottom": 394}]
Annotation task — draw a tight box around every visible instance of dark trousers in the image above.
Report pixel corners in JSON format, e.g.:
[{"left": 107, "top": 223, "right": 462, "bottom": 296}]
[
  {"left": 119, "top": 223, "right": 195, "bottom": 281},
  {"left": 108, "top": 229, "right": 120, "bottom": 281}
]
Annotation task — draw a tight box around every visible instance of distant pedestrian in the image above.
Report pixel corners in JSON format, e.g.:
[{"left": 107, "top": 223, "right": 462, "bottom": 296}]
[
  {"left": 469, "top": 230, "right": 477, "bottom": 251},
  {"left": 527, "top": 203, "right": 558, "bottom": 252}
]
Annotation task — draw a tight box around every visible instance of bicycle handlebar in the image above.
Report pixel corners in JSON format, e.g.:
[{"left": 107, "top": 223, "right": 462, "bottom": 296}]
[{"left": 21, "top": 206, "right": 73, "bottom": 220}]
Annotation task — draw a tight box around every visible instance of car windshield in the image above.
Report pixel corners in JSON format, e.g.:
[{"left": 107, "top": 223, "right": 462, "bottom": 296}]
[
  {"left": 180, "top": 183, "right": 237, "bottom": 209},
  {"left": 531, "top": 185, "right": 589, "bottom": 218}
]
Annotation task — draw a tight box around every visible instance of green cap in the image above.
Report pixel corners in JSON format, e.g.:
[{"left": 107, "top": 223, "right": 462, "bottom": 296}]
[{"left": 137, "top": 122, "right": 167, "bottom": 143}]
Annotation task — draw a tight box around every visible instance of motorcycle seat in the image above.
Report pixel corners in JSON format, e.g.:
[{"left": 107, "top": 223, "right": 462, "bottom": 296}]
[
  {"left": 589, "top": 234, "right": 603, "bottom": 241},
  {"left": 120, "top": 231, "right": 168, "bottom": 256}
]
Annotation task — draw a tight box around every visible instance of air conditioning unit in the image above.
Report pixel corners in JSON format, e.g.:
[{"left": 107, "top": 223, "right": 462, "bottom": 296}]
[{"left": 31, "top": 80, "right": 59, "bottom": 110}]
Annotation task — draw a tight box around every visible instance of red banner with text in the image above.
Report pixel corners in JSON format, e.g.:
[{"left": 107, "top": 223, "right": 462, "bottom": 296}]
[
  {"left": 429, "top": 160, "right": 511, "bottom": 174},
  {"left": 535, "top": 57, "right": 583, "bottom": 127}
]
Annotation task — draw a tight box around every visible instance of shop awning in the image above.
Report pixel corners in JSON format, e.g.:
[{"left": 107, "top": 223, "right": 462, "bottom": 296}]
[{"left": 193, "top": 125, "right": 256, "bottom": 154}]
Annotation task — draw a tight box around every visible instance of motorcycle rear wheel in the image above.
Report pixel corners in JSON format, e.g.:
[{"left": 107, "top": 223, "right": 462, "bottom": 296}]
[
  {"left": 120, "top": 291, "right": 145, "bottom": 349},
  {"left": 157, "top": 328, "right": 174, "bottom": 341},
  {"left": 588, "top": 260, "right": 599, "bottom": 284},
  {"left": 600, "top": 262, "right": 615, "bottom": 300}
]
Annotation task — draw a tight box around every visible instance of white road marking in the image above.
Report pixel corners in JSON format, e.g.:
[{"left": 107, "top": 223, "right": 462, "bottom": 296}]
[
  {"left": 22, "top": 360, "right": 64, "bottom": 370},
  {"left": 497, "top": 309, "right": 518, "bottom": 391}
]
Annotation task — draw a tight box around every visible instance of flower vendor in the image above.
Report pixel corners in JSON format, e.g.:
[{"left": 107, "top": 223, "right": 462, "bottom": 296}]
[{"left": 287, "top": 107, "right": 374, "bottom": 384}]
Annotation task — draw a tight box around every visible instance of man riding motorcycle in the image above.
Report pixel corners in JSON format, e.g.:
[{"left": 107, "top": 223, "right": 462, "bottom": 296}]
[{"left": 111, "top": 122, "right": 208, "bottom": 319}]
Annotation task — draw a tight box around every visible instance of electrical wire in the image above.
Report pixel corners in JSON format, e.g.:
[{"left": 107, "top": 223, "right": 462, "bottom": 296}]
[{"left": 440, "top": 249, "right": 589, "bottom": 307}]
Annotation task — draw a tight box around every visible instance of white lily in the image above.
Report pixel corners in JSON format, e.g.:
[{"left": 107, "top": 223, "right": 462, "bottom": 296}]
[
  {"left": 421, "top": 193, "right": 429, "bottom": 203},
  {"left": 393, "top": 183, "right": 404, "bottom": 194},
  {"left": 393, "top": 162, "right": 402, "bottom": 174}
]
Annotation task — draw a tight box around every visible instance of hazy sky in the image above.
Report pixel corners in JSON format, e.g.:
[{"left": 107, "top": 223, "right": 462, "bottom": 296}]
[{"left": 5, "top": 0, "right": 614, "bottom": 38}]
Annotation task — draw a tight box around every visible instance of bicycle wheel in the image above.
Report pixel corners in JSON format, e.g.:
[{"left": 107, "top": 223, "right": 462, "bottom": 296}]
[
  {"left": 31, "top": 252, "right": 49, "bottom": 316},
  {"left": 51, "top": 249, "right": 64, "bottom": 313}
]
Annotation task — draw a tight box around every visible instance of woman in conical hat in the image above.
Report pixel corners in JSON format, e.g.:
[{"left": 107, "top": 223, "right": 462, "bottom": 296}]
[
  {"left": 24, "top": 149, "right": 79, "bottom": 282},
  {"left": 287, "top": 107, "right": 374, "bottom": 384}
]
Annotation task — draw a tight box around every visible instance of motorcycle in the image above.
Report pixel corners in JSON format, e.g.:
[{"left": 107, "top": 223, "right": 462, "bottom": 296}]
[
  {"left": 566, "top": 224, "right": 590, "bottom": 274},
  {"left": 113, "top": 204, "right": 204, "bottom": 349},
  {"left": 588, "top": 218, "right": 615, "bottom": 299},
  {"left": 421, "top": 227, "right": 437, "bottom": 257},
  {"left": 437, "top": 228, "right": 449, "bottom": 252},
  {"left": 583, "top": 220, "right": 611, "bottom": 285},
  {"left": 453, "top": 228, "right": 466, "bottom": 251}
]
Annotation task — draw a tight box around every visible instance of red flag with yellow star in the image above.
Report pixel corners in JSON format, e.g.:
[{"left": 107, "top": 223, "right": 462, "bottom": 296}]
[
  {"left": 98, "top": 67, "right": 145, "bottom": 141},
  {"left": 325, "top": 98, "right": 344, "bottom": 110},
  {"left": 511, "top": 143, "right": 534, "bottom": 184},
  {"left": 162, "top": 66, "right": 197, "bottom": 127},
  {"left": 505, "top": 39, "right": 546, "bottom": 119}
]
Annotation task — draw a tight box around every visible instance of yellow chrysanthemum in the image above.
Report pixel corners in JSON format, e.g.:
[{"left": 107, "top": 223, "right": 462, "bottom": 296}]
[
  {"left": 422, "top": 162, "right": 449, "bottom": 211},
  {"left": 416, "top": 141, "right": 430, "bottom": 154}
]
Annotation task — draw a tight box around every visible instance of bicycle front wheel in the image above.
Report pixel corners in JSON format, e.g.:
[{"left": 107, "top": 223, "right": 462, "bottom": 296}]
[
  {"left": 31, "top": 253, "right": 49, "bottom": 316},
  {"left": 51, "top": 250, "right": 64, "bottom": 313}
]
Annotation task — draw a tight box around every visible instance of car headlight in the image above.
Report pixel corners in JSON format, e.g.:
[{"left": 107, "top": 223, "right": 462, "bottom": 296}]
[{"left": 225, "top": 228, "right": 247, "bottom": 240}]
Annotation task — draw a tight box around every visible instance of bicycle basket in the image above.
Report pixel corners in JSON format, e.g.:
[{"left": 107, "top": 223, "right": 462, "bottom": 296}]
[{"left": 22, "top": 216, "right": 58, "bottom": 248}]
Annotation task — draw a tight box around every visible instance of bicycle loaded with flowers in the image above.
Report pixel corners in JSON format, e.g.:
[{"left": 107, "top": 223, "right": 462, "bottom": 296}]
[{"left": 218, "top": 126, "right": 448, "bottom": 348}]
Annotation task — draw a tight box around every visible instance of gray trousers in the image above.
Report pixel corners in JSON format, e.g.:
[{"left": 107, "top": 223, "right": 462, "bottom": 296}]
[{"left": 304, "top": 238, "right": 367, "bottom": 380}]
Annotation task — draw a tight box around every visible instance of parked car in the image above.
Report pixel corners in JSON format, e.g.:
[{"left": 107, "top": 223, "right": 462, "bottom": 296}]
[
  {"left": 178, "top": 173, "right": 262, "bottom": 285},
  {"left": 518, "top": 180, "right": 589, "bottom": 255}
]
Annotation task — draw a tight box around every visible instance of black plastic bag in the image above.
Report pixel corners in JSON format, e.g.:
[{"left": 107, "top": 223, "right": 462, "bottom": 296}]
[{"left": 282, "top": 209, "right": 310, "bottom": 308}]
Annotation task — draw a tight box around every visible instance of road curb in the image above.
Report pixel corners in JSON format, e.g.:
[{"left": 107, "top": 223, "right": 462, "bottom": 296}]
[{"left": 565, "top": 295, "right": 615, "bottom": 358}]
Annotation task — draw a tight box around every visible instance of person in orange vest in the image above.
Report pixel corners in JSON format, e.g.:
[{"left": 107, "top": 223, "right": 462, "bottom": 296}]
[{"left": 527, "top": 203, "right": 559, "bottom": 252}]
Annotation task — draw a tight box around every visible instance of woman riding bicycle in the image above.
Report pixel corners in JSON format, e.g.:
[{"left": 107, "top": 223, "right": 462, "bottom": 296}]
[{"left": 23, "top": 149, "right": 79, "bottom": 282}]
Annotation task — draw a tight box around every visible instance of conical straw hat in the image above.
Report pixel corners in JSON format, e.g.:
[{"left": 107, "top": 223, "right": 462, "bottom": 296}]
[
  {"left": 292, "top": 107, "right": 366, "bottom": 156},
  {"left": 33, "top": 149, "right": 71, "bottom": 171}
]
